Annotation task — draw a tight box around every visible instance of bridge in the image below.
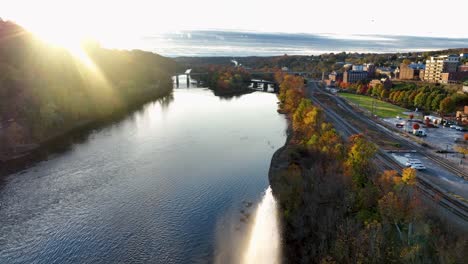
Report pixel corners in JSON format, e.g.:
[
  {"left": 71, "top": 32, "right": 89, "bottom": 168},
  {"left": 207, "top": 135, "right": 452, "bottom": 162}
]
[
  {"left": 249, "top": 80, "right": 279, "bottom": 92},
  {"left": 173, "top": 69, "right": 315, "bottom": 91}
]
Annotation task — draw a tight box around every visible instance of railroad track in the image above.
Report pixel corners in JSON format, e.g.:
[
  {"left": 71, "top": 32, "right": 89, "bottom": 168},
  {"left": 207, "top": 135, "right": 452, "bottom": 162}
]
[
  {"left": 328, "top": 89, "right": 468, "bottom": 179},
  {"left": 307, "top": 84, "right": 468, "bottom": 222}
]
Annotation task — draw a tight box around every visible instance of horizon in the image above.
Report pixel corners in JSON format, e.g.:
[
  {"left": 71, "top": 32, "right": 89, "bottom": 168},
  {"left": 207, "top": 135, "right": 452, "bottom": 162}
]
[{"left": 3, "top": 0, "right": 468, "bottom": 57}]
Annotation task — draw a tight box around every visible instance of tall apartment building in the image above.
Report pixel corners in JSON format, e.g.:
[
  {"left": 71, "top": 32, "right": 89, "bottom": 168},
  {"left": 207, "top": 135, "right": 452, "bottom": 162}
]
[{"left": 424, "top": 55, "right": 460, "bottom": 83}]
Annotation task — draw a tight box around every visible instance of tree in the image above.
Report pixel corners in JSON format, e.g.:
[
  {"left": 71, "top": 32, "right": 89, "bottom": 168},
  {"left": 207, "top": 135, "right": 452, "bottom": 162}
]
[
  {"left": 345, "top": 134, "right": 377, "bottom": 188},
  {"left": 402, "top": 168, "right": 417, "bottom": 185},
  {"left": 414, "top": 92, "right": 428, "bottom": 109},
  {"left": 431, "top": 94, "right": 445, "bottom": 111},
  {"left": 380, "top": 89, "right": 389, "bottom": 99},
  {"left": 439, "top": 97, "right": 456, "bottom": 114}
]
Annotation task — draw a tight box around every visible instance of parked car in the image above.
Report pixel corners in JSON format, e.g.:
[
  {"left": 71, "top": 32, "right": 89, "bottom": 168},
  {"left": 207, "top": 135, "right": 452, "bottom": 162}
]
[
  {"left": 413, "top": 130, "right": 427, "bottom": 137},
  {"left": 411, "top": 163, "right": 427, "bottom": 170},
  {"left": 454, "top": 126, "right": 466, "bottom": 131},
  {"left": 396, "top": 123, "right": 404, "bottom": 128},
  {"left": 405, "top": 159, "right": 422, "bottom": 167}
]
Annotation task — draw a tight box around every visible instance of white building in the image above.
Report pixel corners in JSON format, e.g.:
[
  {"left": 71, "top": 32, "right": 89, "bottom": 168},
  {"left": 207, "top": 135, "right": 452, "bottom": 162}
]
[{"left": 424, "top": 55, "right": 460, "bottom": 83}]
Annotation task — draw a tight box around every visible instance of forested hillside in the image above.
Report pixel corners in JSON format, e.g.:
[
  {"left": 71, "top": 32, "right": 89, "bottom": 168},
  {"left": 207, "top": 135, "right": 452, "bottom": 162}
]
[{"left": 0, "top": 20, "right": 176, "bottom": 159}]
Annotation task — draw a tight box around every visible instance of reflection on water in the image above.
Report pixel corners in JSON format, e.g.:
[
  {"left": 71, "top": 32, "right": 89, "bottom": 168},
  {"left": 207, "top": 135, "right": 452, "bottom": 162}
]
[
  {"left": 0, "top": 87, "right": 286, "bottom": 263},
  {"left": 242, "top": 187, "right": 281, "bottom": 264}
]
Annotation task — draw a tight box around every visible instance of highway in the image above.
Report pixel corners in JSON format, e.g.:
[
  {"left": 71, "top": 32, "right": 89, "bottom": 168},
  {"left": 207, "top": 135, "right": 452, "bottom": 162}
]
[{"left": 305, "top": 80, "right": 468, "bottom": 223}]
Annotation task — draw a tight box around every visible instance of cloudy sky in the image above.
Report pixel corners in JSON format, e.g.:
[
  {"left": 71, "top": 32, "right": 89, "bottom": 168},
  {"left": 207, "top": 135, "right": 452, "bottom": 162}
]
[{"left": 3, "top": 0, "right": 468, "bottom": 48}]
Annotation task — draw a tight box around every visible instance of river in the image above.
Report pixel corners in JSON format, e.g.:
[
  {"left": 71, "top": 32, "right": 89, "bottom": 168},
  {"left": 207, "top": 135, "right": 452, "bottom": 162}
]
[{"left": 0, "top": 79, "right": 286, "bottom": 264}]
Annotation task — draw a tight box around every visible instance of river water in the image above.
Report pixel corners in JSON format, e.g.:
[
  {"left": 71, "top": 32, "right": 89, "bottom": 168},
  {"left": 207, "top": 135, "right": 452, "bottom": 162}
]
[{"left": 0, "top": 80, "right": 286, "bottom": 263}]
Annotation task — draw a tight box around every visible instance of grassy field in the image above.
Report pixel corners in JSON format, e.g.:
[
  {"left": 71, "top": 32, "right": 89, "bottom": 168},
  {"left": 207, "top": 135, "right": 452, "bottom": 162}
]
[{"left": 339, "top": 93, "right": 408, "bottom": 118}]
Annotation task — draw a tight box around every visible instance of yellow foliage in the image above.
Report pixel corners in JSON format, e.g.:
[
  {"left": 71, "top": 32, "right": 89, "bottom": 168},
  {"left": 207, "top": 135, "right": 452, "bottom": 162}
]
[{"left": 401, "top": 168, "right": 417, "bottom": 185}]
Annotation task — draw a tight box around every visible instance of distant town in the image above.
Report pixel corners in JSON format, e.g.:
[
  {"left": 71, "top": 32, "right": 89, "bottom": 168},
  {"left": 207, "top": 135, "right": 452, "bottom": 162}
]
[
  {"left": 325, "top": 52, "right": 468, "bottom": 86},
  {"left": 323, "top": 52, "right": 468, "bottom": 125}
]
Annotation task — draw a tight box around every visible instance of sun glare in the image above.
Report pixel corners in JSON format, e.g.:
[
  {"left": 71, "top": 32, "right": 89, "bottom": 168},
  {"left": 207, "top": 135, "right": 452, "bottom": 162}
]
[{"left": 29, "top": 26, "right": 96, "bottom": 68}]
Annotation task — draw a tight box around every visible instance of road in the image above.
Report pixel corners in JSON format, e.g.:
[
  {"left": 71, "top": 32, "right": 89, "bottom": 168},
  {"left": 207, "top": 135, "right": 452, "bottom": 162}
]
[{"left": 306, "top": 80, "right": 468, "bottom": 225}]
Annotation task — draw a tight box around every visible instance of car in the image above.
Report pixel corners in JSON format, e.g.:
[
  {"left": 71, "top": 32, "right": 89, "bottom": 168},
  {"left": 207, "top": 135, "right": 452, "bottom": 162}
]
[
  {"left": 413, "top": 130, "right": 427, "bottom": 137},
  {"left": 454, "top": 126, "right": 466, "bottom": 131},
  {"left": 411, "top": 164, "right": 427, "bottom": 170},
  {"left": 405, "top": 159, "right": 422, "bottom": 167},
  {"left": 396, "top": 123, "right": 404, "bottom": 128},
  {"left": 450, "top": 125, "right": 457, "bottom": 129}
]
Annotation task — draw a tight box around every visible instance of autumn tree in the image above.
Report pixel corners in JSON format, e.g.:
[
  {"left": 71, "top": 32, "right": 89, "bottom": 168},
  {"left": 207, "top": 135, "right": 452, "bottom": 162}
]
[
  {"left": 439, "top": 97, "right": 456, "bottom": 114},
  {"left": 345, "top": 134, "right": 377, "bottom": 188},
  {"left": 401, "top": 168, "right": 417, "bottom": 185}
]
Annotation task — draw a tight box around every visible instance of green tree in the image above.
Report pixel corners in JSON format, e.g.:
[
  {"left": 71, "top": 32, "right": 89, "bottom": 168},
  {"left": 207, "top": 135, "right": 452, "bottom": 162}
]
[
  {"left": 431, "top": 94, "right": 445, "bottom": 111},
  {"left": 414, "top": 92, "right": 428, "bottom": 109}
]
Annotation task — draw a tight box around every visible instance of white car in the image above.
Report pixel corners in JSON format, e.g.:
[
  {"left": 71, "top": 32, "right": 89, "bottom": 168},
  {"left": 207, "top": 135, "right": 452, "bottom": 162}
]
[
  {"left": 411, "top": 164, "right": 427, "bottom": 170},
  {"left": 405, "top": 159, "right": 421, "bottom": 167}
]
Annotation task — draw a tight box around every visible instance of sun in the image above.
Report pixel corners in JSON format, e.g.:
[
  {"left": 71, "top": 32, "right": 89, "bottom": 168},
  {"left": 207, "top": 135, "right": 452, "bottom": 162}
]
[{"left": 29, "top": 26, "right": 96, "bottom": 68}]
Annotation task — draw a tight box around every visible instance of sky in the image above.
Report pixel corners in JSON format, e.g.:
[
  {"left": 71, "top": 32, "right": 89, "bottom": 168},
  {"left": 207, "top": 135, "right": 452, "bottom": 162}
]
[{"left": 2, "top": 0, "right": 468, "bottom": 49}]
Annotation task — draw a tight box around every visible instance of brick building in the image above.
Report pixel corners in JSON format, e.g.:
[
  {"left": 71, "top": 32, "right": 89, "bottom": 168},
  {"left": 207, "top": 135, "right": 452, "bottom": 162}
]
[
  {"left": 440, "top": 72, "right": 468, "bottom": 84},
  {"left": 399, "top": 63, "right": 425, "bottom": 80}
]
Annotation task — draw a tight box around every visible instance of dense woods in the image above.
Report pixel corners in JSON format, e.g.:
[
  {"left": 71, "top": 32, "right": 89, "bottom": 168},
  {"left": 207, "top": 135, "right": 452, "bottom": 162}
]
[
  {"left": 195, "top": 66, "right": 251, "bottom": 95},
  {"left": 269, "top": 73, "right": 467, "bottom": 263},
  {"left": 0, "top": 20, "right": 176, "bottom": 159}
]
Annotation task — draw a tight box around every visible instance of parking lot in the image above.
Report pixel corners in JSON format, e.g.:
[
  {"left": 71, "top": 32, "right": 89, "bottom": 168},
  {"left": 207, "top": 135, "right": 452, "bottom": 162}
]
[
  {"left": 392, "top": 152, "right": 468, "bottom": 200},
  {"left": 384, "top": 117, "right": 466, "bottom": 152}
]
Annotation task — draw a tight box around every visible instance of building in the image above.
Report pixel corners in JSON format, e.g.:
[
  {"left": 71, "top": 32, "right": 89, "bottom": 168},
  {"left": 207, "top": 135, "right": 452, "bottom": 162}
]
[
  {"left": 329, "top": 71, "right": 343, "bottom": 82},
  {"left": 325, "top": 71, "right": 343, "bottom": 87},
  {"left": 343, "top": 70, "right": 368, "bottom": 83},
  {"left": 369, "top": 78, "right": 392, "bottom": 89},
  {"left": 424, "top": 55, "right": 460, "bottom": 83},
  {"left": 440, "top": 72, "right": 468, "bottom": 84},
  {"left": 419, "top": 69, "right": 425, "bottom": 81},
  {"left": 459, "top": 63, "right": 468, "bottom": 72},
  {"left": 352, "top": 65, "right": 364, "bottom": 71},
  {"left": 455, "top": 106, "right": 468, "bottom": 124},
  {"left": 376, "top": 67, "right": 395, "bottom": 78},
  {"left": 399, "top": 63, "right": 425, "bottom": 80},
  {"left": 364, "top": 63, "right": 376, "bottom": 78}
]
